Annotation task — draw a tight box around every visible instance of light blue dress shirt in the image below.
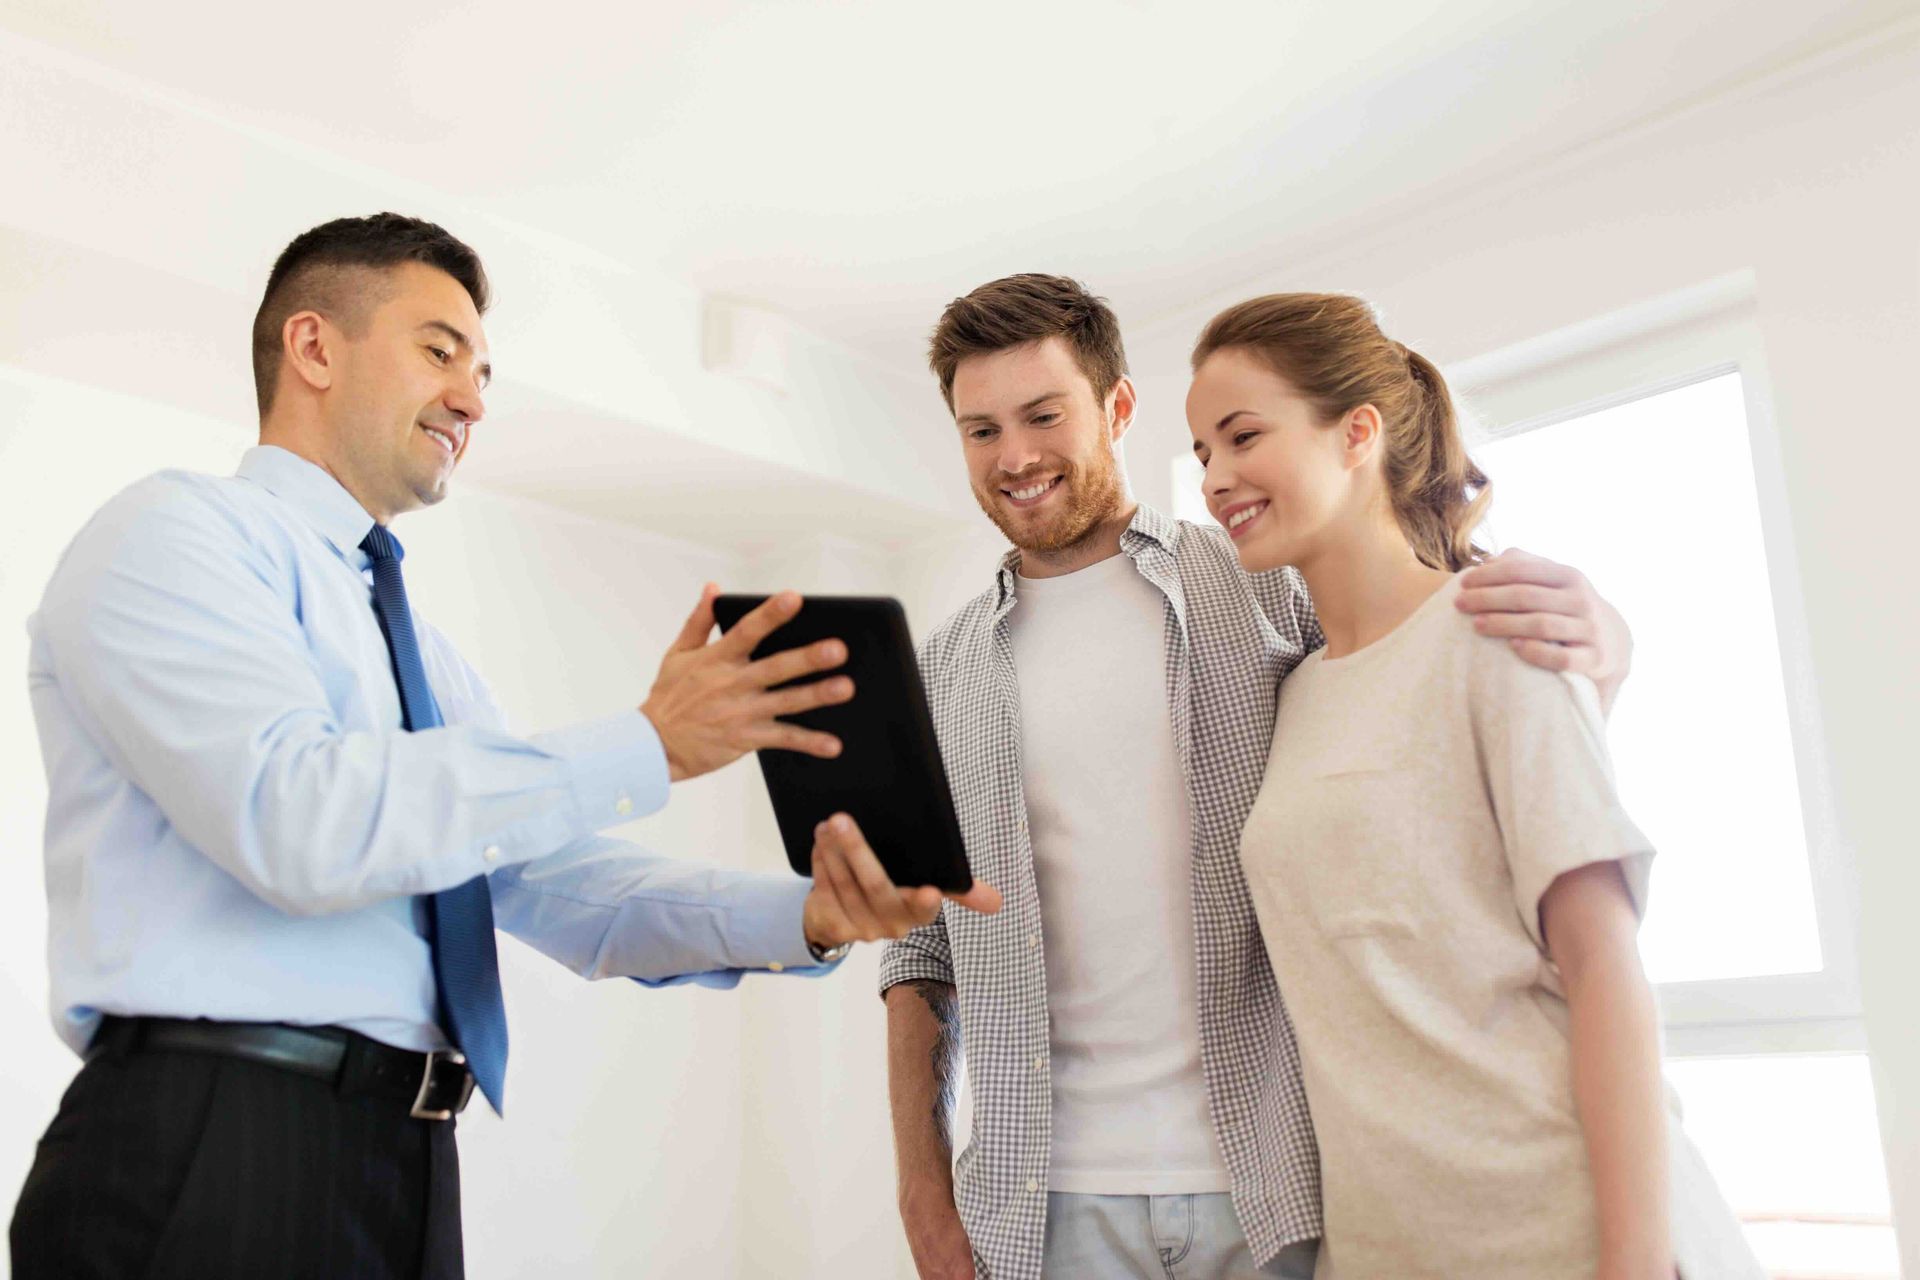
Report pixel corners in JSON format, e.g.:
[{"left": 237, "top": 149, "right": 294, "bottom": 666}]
[{"left": 27, "top": 445, "right": 826, "bottom": 1057}]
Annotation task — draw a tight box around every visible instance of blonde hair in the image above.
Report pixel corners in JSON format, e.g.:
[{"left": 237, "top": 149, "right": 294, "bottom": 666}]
[{"left": 1191, "top": 293, "right": 1490, "bottom": 571}]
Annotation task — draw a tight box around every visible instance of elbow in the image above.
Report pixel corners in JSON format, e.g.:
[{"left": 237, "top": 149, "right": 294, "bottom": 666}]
[
  {"left": 227, "top": 843, "right": 377, "bottom": 917},
  {"left": 225, "top": 732, "right": 397, "bottom": 917},
  {"left": 214, "top": 809, "right": 384, "bottom": 919}
]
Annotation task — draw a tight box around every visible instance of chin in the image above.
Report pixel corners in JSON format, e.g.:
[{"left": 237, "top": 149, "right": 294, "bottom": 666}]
[
  {"left": 1232, "top": 532, "right": 1293, "bottom": 574},
  {"left": 409, "top": 478, "right": 451, "bottom": 510},
  {"left": 1012, "top": 517, "right": 1093, "bottom": 554}
]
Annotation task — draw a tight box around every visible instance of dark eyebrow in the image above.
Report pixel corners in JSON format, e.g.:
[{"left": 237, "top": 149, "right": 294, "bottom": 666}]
[
  {"left": 1194, "top": 410, "right": 1257, "bottom": 454},
  {"left": 956, "top": 391, "right": 1069, "bottom": 427},
  {"left": 419, "top": 320, "right": 492, "bottom": 388}
]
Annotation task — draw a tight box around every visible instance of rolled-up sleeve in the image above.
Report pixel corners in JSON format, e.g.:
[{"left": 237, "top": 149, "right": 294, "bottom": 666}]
[{"left": 878, "top": 907, "right": 955, "bottom": 994}]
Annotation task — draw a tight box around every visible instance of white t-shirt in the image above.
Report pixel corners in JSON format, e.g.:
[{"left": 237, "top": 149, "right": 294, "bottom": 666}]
[
  {"left": 1007, "top": 552, "right": 1231, "bottom": 1194},
  {"left": 1240, "top": 574, "right": 1761, "bottom": 1278}
]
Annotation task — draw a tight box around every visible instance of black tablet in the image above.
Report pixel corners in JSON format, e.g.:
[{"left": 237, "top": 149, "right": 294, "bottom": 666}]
[{"left": 712, "top": 594, "right": 973, "bottom": 893}]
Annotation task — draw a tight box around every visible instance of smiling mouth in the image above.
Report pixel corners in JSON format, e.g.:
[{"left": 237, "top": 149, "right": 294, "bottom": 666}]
[
  {"left": 419, "top": 424, "right": 460, "bottom": 457},
  {"left": 1002, "top": 475, "right": 1063, "bottom": 508},
  {"left": 1223, "top": 501, "right": 1268, "bottom": 538}
]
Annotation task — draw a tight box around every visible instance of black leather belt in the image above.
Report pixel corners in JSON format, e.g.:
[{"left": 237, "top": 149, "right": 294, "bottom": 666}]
[{"left": 89, "top": 1016, "right": 476, "bottom": 1121}]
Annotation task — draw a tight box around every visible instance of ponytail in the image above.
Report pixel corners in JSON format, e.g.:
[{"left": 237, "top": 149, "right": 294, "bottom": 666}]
[{"left": 1399, "top": 347, "right": 1491, "bottom": 571}]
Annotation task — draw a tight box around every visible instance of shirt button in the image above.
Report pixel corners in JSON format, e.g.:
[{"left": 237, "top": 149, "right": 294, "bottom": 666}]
[
  {"left": 614, "top": 795, "right": 634, "bottom": 817},
  {"left": 1032, "top": 1055, "right": 1044, "bottom": 1072},
  {"left": 1027, "top": 934, "right": 1038, "bottom": 949},
  {"left": 768, "top": 962, "right": 785, "bottom": 973},
  {"left": 1026, "top": 1178, "right": 1040, "bottom": 1193},
  {"left": 482, "top": 845, "right": 502, "bottom": 864}
]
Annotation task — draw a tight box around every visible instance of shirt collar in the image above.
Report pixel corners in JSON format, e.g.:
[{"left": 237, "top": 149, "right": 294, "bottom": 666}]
[
  {"left": 993, "top": 503, "right": 1178, "bottom": 609},
  {"left": 235, "top": 445, "right": 380, "bottom": 562}
]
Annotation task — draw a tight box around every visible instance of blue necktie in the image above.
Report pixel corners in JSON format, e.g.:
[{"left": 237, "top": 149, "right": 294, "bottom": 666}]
[{"left": 360, "top": 524, "right": 509, "bottom": 1112}]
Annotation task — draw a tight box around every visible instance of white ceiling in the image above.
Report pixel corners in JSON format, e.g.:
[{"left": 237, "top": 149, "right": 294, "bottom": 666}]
[{"left": 3, "top": 0, "right": 1909, "bottom": 376}]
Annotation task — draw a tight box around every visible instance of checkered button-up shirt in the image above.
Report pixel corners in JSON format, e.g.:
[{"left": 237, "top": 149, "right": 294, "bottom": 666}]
[{"left": 879, "top": 505, "right": 1325, "bottom": 1280}]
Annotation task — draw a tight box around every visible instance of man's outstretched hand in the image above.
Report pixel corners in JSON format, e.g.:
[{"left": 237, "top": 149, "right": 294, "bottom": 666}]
[
  {"left": 640, "top": 586, "right": 855, "bottom": 782},
  {"left": 804, "top": 814, "right": 1002, "bottom": 951}
]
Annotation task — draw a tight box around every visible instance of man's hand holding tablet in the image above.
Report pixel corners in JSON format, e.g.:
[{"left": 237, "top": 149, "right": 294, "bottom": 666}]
[
  {"left": 807, "top": 814, "right": 1003, "bottom": 946},
  {"left": 641, "top": 586, "right": 857, "bottom": 781}
]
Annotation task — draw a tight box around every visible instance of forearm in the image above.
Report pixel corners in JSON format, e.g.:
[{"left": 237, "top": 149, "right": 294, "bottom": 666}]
[
  {"left": 1565, "top": 944, "right": 1672, "bottom": 1276},
  {"left": 886, "top": 980, "right": 962, "bottom": 1206},
  {"left": 491, "top": 836, "right": 820, "bottom": 980}
]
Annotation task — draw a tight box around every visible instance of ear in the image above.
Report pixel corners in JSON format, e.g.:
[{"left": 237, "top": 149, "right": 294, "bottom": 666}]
[
  {"left": 281, "top": 310, "right": 336, "bottom": 395},
  {"left": 1342, "top": 403, "right": 1383, "bottom": 471},
  {"left": 1107, "top": 375, "right": 1138, "bottom": 443}
]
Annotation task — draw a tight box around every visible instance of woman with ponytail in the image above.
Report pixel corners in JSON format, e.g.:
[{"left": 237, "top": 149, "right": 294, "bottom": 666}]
[{"left": 1186, "top": 294, "right": 1759, "bottom": 1279}]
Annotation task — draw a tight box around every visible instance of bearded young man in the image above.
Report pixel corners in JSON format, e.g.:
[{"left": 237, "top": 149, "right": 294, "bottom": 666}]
[{"left": 832, "top": 275, "right": 1632, "bottom": 1280}]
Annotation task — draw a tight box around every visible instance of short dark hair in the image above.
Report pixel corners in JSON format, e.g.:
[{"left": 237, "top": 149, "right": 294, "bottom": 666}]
[
  {"left": 251, "top": 213, "right": 490, "bottom": 416},
  {"left": 927, "top": 273, "right": 1128, "bottom": 412}
]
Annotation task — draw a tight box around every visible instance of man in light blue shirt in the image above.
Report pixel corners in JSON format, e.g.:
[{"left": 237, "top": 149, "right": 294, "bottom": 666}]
[{"left": 10, "top": 212, "right": 1000, "bottom": 1280}]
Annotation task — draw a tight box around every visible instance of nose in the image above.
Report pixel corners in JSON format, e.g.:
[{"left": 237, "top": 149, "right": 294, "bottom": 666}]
[
  {"left": 1203, "top": 452, "right": 1234, "bottom": 497},
  {"left": 996, "top": 425, "right": 1043, "bottom": 478},
  {"left": 445, "top": 377, "right": 485, "bottom": 430}
]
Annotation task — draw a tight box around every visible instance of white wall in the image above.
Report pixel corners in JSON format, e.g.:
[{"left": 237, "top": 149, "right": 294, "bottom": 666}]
[
  {"left": 1124, "top": 31, "right": 1920, "bottom": 1273},
  {"left": 0, "top": 29, "right": 975, "bottom": 555}
]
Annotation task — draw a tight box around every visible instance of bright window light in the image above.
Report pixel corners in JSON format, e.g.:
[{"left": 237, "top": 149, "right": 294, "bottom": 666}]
[
  {"left": 1666, "top": 1054, "right": 1895, "bottom": 1277},
  {"left": 1473, "top": 373, "right": 1819, "bottom": 984}
]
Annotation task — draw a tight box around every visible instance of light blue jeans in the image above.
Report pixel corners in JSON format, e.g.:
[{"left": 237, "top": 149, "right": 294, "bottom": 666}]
[{"left": 1042, "top": 1192, "right": 1318, "bottom": 1279}]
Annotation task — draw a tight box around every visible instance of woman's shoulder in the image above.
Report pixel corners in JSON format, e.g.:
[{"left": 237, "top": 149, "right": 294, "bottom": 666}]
[{"left": 1459, "top": 612, "right": 1606, "bottom": 741}]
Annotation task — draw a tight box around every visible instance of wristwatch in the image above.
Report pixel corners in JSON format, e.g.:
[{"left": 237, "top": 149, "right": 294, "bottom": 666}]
[{"left": 807, "top": 937, "right": 852, "bottom": 965}]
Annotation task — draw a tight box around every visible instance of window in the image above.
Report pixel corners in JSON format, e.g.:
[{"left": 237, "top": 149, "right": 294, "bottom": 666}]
[{"left": 1472, "top": 372, "right": 1817, "bottom": 986}]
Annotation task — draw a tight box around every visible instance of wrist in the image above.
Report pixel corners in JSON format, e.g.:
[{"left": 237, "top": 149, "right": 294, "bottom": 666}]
[
  {"left": 800, "top": 900, "right": 851, "bottom": 963},
  {"left": 636, "top": 705, "right": 688, "bottom": 782},
  {"left": 807, "top": 935, "right": 852, "bottom": 964},
  {"left": 899, "top": 1169, "right": 956, "bottom": 1210}
]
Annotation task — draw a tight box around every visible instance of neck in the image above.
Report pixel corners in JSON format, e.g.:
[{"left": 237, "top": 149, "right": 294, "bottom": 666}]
[
  {"left": 1016, "top": 501, "right": 1138, "bottom": 579},
  {"left": 259, "top": 412, "right": 389, "bottom": 525},
  {"left": 1296, "top": 513, "right": 1455, "bottom": 658}
]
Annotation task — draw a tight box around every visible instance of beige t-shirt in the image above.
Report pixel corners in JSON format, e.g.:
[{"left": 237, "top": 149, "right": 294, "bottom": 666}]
[{"left": 1240, "top": 574, "right": 1760, "bottom": 1280}]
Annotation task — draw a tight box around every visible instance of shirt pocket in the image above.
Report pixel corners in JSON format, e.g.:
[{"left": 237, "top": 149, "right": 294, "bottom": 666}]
[{"left": 1297, "top": 754, "right": 1430, "bottom": 941}]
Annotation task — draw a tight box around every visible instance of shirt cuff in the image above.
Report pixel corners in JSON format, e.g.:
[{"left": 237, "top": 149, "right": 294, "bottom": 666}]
[
  {"left": 536, "top": 710, "right": 670, "bottom": 833},
  {"left": 750, "top": 875, "right": 835, "bottom": 973}
]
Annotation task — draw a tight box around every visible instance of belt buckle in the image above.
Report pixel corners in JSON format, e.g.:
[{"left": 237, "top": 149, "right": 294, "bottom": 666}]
[{"left": 409, "top": 1048, "right": 474, "bottom": 1121}]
